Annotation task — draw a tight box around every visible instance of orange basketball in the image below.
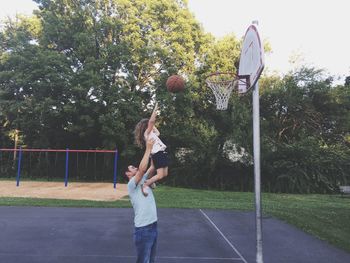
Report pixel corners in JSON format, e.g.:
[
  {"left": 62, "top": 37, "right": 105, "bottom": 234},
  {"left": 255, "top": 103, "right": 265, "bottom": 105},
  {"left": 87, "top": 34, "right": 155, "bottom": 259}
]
[{"left": 166, "top": 75, "right": 185, "bottom": 93}]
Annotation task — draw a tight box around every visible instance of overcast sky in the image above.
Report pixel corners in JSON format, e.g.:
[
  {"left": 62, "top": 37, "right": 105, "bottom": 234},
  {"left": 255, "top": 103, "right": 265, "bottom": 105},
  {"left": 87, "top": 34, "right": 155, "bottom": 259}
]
[
  {"left": 187, "top": 0, "right": 350, "bottom": 80},
  {"left": 1, "top": 0, "right": 349, "bottom": 80}
]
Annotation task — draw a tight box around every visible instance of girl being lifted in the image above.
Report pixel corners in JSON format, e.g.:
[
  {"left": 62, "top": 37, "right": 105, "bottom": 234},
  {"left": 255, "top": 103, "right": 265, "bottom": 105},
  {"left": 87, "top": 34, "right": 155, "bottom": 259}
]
[{"left": 134, "top": 102, "right": 168, "bottom": 196}]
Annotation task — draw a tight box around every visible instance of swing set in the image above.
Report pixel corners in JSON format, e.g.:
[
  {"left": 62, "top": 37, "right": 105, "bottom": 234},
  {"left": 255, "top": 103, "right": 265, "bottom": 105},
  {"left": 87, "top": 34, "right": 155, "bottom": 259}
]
[{"left": 0, "top": 148, "right": 119, "bottom": 188}]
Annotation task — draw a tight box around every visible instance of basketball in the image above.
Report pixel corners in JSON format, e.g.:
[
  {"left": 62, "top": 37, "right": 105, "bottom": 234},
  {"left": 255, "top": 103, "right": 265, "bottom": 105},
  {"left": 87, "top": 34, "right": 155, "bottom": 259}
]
[{"left": 166, "top": 75, "right": 185, "bottom": 93}]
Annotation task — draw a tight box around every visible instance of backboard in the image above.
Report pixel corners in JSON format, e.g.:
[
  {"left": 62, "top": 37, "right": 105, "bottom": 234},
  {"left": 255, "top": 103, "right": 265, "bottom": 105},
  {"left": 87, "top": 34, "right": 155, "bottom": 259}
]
[{"left": 238, "top": 24, "right": 265, "bottom": 93}]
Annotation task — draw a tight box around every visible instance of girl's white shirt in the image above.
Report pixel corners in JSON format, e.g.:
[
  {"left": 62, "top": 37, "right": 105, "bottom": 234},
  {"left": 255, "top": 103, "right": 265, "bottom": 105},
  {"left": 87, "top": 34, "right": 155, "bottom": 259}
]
[{"left": 144, "top": 129, "right": 166, "bottom": 154}]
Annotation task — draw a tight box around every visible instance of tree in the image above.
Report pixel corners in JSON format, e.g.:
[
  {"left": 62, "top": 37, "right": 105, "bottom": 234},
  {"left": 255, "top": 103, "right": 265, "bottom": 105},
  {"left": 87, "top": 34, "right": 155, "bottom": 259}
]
[
  {"left": 260, "top": 67, "right": 350, "bottom": 193},
  {"left": 1, "top": 1, "right": 347, "bottom": 192},
  {"left": 345, "top": 76, "right": 350, "bottom": 87},
  {"left": 1, "top": 0, "right": 216, "bottom": 182}
]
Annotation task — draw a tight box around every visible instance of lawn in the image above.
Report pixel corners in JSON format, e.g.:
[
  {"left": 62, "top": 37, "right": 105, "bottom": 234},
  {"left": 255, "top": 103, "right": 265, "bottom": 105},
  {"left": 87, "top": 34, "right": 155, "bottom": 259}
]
[{"left": 0, "top": 186, "right": 349, "bottom": 252}]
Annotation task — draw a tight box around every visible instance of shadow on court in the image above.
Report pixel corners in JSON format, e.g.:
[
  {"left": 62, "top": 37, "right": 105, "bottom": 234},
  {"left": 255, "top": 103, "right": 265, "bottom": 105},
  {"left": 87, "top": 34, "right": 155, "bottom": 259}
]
[{"left": 0, "top": 207, "right": 349, "bottom": 263}]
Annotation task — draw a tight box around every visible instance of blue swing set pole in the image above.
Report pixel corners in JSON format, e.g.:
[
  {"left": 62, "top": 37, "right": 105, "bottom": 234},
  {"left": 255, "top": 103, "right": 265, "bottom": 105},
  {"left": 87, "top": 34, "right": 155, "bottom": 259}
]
[
  {"left": 16, "top": 147, "right": 23, "bottom": 187},
  {"left": 64, "top": 148, "right": 69, "bottom": 187},
  {"left": 113, "top": 149, "right": 118, "bottom": 189}
]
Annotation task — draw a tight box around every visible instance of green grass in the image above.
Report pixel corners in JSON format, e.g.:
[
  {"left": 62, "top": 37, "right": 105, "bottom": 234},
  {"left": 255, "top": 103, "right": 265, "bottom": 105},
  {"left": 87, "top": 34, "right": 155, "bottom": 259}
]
[{"left": 0, "top": 186, "right": 349, "bottom": 252}]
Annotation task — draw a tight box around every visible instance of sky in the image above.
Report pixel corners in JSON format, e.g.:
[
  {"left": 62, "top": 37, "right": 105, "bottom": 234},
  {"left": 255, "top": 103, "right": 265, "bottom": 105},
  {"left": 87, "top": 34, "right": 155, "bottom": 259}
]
[
  {"left": 1, "top": 0, "right": 349, "bottom": 81},
  {"left": 187, "top": 0, "right": 350, "bottom": 80}
]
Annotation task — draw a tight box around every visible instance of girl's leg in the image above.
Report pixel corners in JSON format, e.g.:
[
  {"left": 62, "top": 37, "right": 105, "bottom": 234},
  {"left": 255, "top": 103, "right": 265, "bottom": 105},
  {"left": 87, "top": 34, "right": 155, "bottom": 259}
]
[
  {"left": 146, "top": 168, "right": 167, "bottom": 185},
  {"left": 142, "top": 167, "right": 168, "bottom": 196}
]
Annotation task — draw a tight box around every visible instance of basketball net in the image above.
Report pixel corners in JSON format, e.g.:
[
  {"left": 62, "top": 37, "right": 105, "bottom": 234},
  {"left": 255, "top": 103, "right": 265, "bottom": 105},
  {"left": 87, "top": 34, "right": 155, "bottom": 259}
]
[{"left": 206, "top": 73, "right": 237, "bottom": 110}]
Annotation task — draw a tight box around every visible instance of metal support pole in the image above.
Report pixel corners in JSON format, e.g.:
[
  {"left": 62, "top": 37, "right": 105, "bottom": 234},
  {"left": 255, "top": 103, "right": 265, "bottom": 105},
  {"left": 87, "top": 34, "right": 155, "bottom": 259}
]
[
  {"left": 113, "top": 150, "right": 118, "bottom": 189},
  {"left": 16, "top": 147, "right": 22, "bottom": 187},
  {"left": 253, "top": 82, "right": 263, "bottom": 263},
  {"left": 64, "top": 148, "right": 69, "bottom": 187}
]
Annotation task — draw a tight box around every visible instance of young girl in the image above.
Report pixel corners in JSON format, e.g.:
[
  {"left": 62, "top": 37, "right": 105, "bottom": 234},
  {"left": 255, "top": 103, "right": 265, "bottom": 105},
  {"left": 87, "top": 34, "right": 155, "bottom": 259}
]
[{"left": 134, "top": 102, "right": 168, "bottom": 196}]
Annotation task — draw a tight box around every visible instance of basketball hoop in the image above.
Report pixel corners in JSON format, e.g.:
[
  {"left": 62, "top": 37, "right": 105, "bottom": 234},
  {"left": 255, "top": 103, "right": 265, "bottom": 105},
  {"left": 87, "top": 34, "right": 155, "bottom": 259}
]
[{"left": 206, "top": 72, "right": 249, "bottom": 110}]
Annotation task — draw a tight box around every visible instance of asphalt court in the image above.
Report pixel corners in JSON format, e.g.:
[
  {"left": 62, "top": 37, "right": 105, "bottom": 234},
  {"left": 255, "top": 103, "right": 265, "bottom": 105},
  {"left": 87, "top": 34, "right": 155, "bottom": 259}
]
[{"left": 0, "top": 207, "right": 349, "bottom": 263}]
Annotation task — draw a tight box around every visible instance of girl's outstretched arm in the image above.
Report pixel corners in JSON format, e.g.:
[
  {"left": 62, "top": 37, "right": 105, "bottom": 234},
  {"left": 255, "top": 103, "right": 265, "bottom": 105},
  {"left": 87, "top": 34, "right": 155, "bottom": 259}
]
[{"left": 145, "top": 102, "right": 158, "bottom": 136}]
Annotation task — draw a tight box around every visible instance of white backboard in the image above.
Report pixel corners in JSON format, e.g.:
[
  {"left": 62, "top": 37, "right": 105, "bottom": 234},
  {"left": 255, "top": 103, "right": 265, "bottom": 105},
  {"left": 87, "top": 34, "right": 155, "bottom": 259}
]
[{"left": 238, "top": 24, "right": 265, "bottom": 93}]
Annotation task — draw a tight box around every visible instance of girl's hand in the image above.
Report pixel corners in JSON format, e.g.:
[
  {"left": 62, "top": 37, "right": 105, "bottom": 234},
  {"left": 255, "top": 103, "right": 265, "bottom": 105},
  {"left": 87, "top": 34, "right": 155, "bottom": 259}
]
[
  {"left": 147, "top": 101, "right": 159, "bottom": 135},
  {"left": 153, "top": 102, "right": 159, "bottom": 113}
]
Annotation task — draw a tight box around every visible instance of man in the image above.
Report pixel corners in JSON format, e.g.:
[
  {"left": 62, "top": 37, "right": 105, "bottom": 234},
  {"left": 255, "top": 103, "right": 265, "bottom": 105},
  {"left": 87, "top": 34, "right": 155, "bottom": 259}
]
[{"left": 125, "top": 138, "right": 158, "bottom": 263}]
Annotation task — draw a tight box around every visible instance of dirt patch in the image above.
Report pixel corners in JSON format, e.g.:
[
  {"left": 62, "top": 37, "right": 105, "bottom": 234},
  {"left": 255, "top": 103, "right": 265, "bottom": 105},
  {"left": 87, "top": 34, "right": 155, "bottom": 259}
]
[{"left": 0, "top": 181, "right": 128, "bottom": 201}]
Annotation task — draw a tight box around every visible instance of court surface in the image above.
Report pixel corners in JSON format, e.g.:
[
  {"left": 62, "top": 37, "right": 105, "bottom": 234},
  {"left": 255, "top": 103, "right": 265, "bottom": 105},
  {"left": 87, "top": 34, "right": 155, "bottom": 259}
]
[{"left": 0, "top": 207, "right": 349, "bottom": 263}]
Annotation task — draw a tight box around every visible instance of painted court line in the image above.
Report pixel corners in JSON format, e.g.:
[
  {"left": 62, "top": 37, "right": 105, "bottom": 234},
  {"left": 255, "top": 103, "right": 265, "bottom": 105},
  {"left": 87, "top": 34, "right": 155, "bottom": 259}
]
[
  {"left": 0, "top": 253, "right": 242, "bottom": 261},
  {"left": 199, "top": 209, "right": 248, "bottom": 263},
  {"left": 158, "top": 256, "right": 243, "bottom": 261}
]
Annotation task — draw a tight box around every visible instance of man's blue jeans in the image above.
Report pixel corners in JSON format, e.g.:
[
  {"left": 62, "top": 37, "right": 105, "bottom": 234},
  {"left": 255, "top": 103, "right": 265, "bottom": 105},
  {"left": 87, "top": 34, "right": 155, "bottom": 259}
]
[{"left": 134, "top": 221, "right": 157, "bottom": 263}]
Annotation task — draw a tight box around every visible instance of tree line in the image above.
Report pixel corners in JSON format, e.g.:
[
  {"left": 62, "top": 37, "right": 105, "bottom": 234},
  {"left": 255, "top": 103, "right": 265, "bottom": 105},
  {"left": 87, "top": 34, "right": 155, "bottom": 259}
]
[{"left": 0, "top": 0, "right": 349, "bottom": 193}]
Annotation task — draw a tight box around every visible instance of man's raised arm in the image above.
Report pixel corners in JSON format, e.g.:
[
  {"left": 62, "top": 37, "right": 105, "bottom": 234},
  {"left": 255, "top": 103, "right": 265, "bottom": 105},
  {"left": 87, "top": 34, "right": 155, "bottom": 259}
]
[{"left": 134, "top": 138, "right": 154, "bottom": 185}]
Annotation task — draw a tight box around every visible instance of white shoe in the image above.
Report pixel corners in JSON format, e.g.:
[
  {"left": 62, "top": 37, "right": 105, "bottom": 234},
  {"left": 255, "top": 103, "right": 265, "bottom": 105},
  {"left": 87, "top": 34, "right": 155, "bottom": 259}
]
[{"left": 141, "top": 184, "right": 149, "bottom": 196}]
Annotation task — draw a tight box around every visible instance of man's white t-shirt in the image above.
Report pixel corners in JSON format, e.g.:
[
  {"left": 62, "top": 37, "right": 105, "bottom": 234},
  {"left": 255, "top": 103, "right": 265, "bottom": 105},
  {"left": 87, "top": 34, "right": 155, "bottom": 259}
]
[
  {"left": 144, "top": 129, "right": 166, "bottom": 154},
  {"left": 127, "top": 173, "right": 157, "bottom": 227}
]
